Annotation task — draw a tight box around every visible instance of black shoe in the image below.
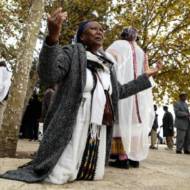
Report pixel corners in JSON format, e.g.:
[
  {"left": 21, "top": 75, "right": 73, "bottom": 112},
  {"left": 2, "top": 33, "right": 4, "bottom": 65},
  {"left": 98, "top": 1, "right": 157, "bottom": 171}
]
[
  {"left": 128, "top": 159, "right": 140, "bottom": 168},
  {"left": 149, "top": 145, "right": 158, "bottom": 149},
  {"left": 109, "top": 159, "right": 129, "bottom": 169},
  {"left": 109, "top": 154, "right": 119, "bottom": 160},
  {"left": 176, "top": 150, "right": 182, "bottom": 154},
  {"left": 184, "top": 150, "right": 190, "bottom": 154}
]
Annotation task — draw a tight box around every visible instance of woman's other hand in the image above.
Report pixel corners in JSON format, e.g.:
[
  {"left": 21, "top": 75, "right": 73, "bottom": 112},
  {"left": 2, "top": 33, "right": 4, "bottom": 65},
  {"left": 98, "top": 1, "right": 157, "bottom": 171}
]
[
  {"left": 145, "top": 60, "right": 163, "bottom": 77},
  {"left": 47, "top": 8, "right": 68, "bottom": 44}
]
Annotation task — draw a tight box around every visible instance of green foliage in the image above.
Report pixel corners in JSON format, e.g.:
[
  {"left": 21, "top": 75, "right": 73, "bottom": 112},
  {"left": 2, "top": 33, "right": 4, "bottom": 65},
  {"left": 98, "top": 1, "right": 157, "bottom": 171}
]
[{"left": 0, "top": 0, "right": 32, "bottom": 61}]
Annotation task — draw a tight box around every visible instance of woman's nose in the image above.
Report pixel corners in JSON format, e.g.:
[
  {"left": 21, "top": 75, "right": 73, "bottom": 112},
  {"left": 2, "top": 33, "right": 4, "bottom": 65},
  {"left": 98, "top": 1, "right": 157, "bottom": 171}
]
[{"left": 97, "top": 29, "right": 103, "bottom": 35}]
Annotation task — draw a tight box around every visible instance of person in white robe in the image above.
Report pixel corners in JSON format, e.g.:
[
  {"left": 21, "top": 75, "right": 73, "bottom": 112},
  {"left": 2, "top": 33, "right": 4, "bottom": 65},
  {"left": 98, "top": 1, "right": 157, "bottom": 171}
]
[{"left": 106, "top": 28, "right": 155, "bottom": 168}]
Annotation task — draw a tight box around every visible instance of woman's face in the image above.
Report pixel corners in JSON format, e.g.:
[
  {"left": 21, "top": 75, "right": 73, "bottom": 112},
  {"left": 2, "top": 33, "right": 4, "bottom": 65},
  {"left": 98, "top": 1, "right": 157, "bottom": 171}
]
[{"left": 80, "top": 21, "right": 104, "bottom": 51}]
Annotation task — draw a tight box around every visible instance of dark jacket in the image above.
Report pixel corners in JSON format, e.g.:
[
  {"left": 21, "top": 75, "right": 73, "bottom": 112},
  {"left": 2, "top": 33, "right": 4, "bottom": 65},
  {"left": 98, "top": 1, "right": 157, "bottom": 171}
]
[
  {"left": 162, "top": 111, "right": 174, "bottom": 137},
  {"left": 174, "top": 100, "right": 190, "bottom": 130},
  {"left": 0, "top": 43, "right": 151, "bottom": 183},
  {"left": 152, "top": 113, "right": 158, "bottom": 131}
]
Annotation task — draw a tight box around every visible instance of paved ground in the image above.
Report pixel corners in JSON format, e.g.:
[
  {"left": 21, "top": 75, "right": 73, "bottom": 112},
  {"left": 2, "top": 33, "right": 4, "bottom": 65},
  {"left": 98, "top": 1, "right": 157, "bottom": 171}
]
[{"left": 0, "top": 140, "right": 190, "bottom": 190}]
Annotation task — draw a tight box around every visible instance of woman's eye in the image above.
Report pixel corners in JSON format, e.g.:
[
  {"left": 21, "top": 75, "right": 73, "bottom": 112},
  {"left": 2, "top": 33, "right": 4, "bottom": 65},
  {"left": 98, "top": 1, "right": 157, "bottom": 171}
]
[
  {"left": 90, "top": 27, "right": 97, "bottom": 30},
  {"left": 90, "top": 27, "right": 103, "bottom": 32}
]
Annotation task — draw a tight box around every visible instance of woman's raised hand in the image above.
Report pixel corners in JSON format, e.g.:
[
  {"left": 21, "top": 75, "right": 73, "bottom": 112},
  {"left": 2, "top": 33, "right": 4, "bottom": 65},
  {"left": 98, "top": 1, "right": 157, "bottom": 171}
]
[
  {"left": 47, "top": 8, "right": 68, "bottom": 44},
  {"left": 145, "top": 60, "right": 163, "bottom": 77}
]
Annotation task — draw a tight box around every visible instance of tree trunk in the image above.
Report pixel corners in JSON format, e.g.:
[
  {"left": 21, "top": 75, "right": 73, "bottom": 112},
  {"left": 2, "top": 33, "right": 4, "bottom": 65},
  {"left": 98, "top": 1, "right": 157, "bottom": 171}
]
[
  {"left": 0, "top": 0, "right": 44, "bottom": 157},
  {"left": 23, "top": 68, "right": 39, "bottom": 116}
]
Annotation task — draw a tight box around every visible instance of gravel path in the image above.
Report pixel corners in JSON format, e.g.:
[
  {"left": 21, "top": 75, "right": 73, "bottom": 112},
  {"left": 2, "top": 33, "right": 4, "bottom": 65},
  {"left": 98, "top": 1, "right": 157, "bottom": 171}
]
[{"left": 0, "top": 140, "right": 190, "bottom": 190}]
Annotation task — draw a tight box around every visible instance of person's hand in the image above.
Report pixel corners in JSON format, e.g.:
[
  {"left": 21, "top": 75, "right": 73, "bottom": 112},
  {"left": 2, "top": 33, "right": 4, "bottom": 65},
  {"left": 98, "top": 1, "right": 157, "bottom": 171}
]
[
  {"left": 145, "top": 60, "right": 163, "bottom": 77},
  {"left": 47, "top": 7, "right": 68, "bottom": 44}
]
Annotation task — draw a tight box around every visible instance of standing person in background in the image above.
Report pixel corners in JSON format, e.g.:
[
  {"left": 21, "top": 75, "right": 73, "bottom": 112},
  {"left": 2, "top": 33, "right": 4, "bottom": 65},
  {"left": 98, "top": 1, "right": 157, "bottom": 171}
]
[
  {"left": 174, "top": 92, "right": 190, "bottom": 154},
  {"left": 0, "top": 61, "right": 12, "bottom": 128},
  {"left": 162, "top": 106, "right": 174, "bottom": 150},
  {"left": 150, "top": 105, "right": 159, "bottom": 149},
  {"left": 20, "top": 92, "right": 42, "bottom": 140},
  {"left": 106, "top": 28, "right": 155, "bottom": 168},
  {"left": 28, "top": 93, "right": 42, "bottom": 141}
]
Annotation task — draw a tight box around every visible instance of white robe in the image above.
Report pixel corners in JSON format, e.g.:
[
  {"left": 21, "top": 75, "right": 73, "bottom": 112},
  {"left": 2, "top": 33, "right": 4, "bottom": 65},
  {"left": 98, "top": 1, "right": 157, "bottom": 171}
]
[
  {"left": 106, "top": 40, "right": 154, "bottom": 161},
  {"left": 46, "top": 68, "right": 111, "bottom": 184}
]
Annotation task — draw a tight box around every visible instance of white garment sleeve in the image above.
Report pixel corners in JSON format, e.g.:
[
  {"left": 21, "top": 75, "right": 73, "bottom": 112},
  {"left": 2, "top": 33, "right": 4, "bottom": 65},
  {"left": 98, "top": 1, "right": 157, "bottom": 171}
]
[
  {"left": 0, "top": 68, "right": 12, "bottom": 102},
  {"left": 0, "top": 69, "right": 4, "bottom": 92}
]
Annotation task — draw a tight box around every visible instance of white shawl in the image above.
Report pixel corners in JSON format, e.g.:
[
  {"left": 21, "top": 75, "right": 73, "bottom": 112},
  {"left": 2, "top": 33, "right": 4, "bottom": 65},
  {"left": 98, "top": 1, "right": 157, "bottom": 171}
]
[
  {"left": 106, "top": 40, "right": 154, "bottom": 161},
  {"left": 0, "top": 67, "right": 12, "bottom": 102},
  {"left": 86, "top": 51, "right": 112, "bottom": 126}
]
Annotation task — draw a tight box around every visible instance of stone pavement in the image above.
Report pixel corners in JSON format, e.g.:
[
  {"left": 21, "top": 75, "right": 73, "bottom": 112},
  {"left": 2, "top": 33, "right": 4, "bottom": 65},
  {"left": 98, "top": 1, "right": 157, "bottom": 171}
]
[{"left": 0, "top": 140, "right": 190, "bottom": 190}]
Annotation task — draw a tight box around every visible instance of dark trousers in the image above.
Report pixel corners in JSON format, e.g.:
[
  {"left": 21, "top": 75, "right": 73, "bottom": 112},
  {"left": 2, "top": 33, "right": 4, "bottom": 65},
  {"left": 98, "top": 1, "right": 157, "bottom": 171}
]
[
  {"left": 28, "top": 122, "right": 39, "bottom": 140},
  {"left": 176, "top": 128, "right": 190, "bottom": 152}
]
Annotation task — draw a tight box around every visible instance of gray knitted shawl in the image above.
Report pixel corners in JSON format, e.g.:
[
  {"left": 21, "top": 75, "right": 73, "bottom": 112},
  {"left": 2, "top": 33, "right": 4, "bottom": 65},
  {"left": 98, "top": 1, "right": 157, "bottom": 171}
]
[{"left": 0, "top": 43, "right": 151, "bottom": 183}]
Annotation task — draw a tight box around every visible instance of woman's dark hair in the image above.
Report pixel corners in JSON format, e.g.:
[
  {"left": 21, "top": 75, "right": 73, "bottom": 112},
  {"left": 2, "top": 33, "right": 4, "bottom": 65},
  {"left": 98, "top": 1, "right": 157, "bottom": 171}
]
[
  {"left": 121, "top": 28, "right": 138, "bottom": 41},
  {"left": 154, "top": 104, "right": 157, "bottom": 111},
  {"left": 163, "top": 106, "right": 168, "bottom": 111},
  {"left": 0, "top": 61, "right": 6, "bottom": 67}
]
